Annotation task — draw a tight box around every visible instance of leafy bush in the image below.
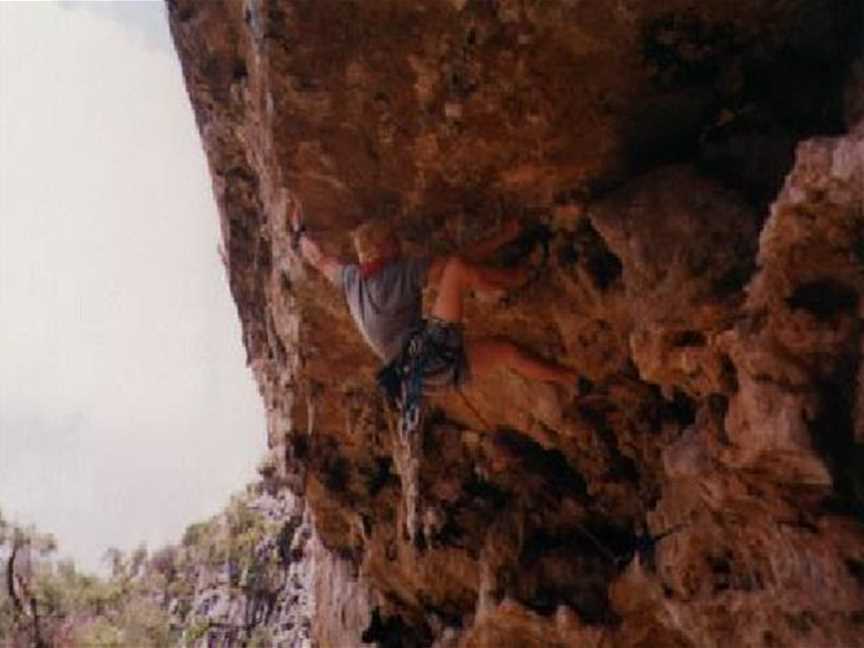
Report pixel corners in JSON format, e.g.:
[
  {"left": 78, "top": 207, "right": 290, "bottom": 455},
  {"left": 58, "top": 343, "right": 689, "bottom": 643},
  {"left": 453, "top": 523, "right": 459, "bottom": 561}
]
[{"left": 0, "top": 485, "right": 287, "bottom": 647}]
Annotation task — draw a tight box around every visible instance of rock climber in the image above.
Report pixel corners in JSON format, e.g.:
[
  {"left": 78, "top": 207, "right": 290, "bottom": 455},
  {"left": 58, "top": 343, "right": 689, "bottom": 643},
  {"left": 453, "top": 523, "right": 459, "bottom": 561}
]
[{"left": 287, "top": 196, "right": 580, "bottom": 408}]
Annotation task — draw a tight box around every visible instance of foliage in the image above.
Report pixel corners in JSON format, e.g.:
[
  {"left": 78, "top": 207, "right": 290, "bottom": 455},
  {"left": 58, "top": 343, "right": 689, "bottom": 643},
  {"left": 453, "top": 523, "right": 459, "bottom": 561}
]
[
  {"left": 0, "top": 519, "right": 177, "bottom": 648},
  {"left": 0, "top": 487, "right": 289, "bottom": 647}
]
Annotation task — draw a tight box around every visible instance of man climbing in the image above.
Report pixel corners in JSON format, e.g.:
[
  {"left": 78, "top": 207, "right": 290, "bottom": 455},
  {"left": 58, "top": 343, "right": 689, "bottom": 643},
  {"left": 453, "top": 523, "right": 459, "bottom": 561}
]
[{"left": 288, "top": 196, "right": 580, "bottom": 402}]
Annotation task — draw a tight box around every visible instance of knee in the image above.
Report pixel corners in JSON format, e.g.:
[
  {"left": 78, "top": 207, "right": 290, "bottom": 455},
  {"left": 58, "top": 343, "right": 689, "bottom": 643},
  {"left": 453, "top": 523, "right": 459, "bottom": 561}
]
[
  {"left": 499, "top": 339, "right": 523, "bottom": 364},
  {"left": 486, "top": 337, "right": 521, "bottom": 364}
]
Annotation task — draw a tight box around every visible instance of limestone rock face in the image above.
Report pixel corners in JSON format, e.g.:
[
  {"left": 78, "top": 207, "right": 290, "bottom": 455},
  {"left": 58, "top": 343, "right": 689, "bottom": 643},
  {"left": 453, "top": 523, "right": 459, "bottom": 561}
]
[{"left": 166, "top": 1, "right": 864, "bottom": 646}]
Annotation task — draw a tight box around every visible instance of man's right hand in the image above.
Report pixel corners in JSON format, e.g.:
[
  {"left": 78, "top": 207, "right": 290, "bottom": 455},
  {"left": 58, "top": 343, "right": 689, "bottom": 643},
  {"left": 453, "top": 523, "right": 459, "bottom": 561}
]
[{"left": 283, "top": 193, "right": 342, "bottom": 285}]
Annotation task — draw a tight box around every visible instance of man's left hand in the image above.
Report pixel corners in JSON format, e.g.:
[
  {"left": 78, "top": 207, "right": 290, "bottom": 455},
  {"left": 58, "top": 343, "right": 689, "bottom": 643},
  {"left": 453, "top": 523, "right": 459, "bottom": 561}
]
[{"left": 289, "top": 197, "right": 305, "bottom": 232}]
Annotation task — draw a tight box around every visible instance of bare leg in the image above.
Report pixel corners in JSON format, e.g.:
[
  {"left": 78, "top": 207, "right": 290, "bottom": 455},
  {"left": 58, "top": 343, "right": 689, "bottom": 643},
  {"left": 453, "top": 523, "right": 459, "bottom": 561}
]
[
  {"left": 431, "top": 255, "right": 528, "bottom": 323},
  {"left": 427, "top": 218, "right": 523, "bottom": 292},
  {"left": 467, "top": 337, "right": 579, "bottom": 385}
]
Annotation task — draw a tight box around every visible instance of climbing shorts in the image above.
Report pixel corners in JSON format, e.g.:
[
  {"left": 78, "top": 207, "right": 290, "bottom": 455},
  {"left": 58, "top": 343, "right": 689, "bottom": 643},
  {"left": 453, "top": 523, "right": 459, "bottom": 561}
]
[{"left": 413, "top": 317, "right": 471, "bottom": 392}]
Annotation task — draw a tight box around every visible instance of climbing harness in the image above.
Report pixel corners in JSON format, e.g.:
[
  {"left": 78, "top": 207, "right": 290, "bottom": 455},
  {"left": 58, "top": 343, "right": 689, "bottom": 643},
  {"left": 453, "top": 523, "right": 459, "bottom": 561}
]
[{"left": 376, "top": 318, "right": 467, "bottom": 442}]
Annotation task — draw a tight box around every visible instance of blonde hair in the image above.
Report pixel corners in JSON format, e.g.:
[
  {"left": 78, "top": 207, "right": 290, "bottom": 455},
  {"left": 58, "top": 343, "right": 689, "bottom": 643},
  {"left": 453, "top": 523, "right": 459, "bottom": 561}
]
[{"left": 352, "top": 220, "right": 399, "bottom": 262}]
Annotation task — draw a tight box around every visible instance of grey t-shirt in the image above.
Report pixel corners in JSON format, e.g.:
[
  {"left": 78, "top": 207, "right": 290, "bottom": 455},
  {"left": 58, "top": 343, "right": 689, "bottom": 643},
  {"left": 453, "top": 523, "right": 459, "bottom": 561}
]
[{"left": 340, "top": 257, "right": 430, "bottom": 363}]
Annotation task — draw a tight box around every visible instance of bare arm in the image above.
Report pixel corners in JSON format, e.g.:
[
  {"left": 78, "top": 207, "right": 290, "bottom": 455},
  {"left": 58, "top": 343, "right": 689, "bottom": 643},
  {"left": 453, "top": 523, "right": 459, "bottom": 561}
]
[
  {"left": 286, "top": 195, "right": 343, "bottom": 286},
  {"left": 298, "top": 232, "right": 342, "bottom": 285}
]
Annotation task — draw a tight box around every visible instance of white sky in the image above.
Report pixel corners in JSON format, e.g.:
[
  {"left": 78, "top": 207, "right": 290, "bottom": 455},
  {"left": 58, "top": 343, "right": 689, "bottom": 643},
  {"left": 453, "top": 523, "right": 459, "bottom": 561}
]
[{"left": 0, "top": 1, "right": 266, "bottom": 573}]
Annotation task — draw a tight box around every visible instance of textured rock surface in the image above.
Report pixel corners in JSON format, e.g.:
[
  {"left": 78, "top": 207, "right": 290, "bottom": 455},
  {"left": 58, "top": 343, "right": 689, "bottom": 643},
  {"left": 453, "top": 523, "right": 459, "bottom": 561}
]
[
  {"left": 166, "top": 1, "right": 864, "bottom": 646},
  {"left": 166, "top": 487, "right": 315, "bottom": 647}
]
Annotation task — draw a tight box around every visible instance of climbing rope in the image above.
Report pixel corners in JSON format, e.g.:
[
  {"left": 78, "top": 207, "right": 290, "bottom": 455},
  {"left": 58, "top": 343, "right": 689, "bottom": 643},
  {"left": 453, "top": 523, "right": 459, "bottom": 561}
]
[
  {"left": 455, "top": 387, "right": 493, "bottom": 433},
  {"left": 572, "top": 520, "right": 620, "bottom": 565}
]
